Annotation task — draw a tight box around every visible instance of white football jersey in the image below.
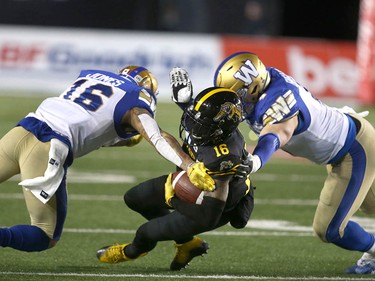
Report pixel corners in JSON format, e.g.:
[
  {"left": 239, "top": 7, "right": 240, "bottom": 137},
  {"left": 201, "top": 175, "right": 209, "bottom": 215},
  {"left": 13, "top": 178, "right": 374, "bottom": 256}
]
[
  {"left": 247, "top": 68, "right": 352, "bottom": 165},
  {"left": 26, "top": 70, "right": 157, "bottom": 158}
]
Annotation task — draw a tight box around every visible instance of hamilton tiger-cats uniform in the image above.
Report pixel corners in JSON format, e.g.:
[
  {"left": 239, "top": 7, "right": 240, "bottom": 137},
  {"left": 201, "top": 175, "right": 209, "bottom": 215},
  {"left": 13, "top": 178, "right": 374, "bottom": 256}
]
[{"left": 123, "top": 128, "right": 254, "bottom": 254}]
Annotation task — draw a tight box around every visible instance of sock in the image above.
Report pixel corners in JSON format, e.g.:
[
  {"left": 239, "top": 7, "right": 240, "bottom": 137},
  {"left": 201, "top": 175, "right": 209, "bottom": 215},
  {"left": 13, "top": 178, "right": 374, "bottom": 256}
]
[
  {"left": 331, "top": 221, "right": 375, "bottom": 252},
  {"left": 0, "top": 225, "right": 50, "bottom": 252}
]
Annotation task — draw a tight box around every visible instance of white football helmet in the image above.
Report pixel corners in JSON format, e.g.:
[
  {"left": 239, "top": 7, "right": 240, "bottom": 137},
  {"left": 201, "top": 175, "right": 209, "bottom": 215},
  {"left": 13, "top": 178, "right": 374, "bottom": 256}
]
[
  {"left": 213, "top": 52, "right": 270, "bottom": 115},
  {"left": 119, "top": 65, "right": 159, "bottom": 96}
]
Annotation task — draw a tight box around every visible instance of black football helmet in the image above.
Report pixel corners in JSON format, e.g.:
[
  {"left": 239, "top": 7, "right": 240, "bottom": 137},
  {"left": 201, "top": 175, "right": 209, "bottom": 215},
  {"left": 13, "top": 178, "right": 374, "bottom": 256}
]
[{"left": 180, "top": 87, "right": 243, "bottom": 145}]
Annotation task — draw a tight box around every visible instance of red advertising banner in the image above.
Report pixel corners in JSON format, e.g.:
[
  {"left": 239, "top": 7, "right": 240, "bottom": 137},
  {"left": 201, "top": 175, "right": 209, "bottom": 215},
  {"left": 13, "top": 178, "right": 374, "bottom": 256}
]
[
  {"left": 221, "top": 36, "right": 358, "bottom": 103},
  {"left": 357, "top": 0, "right": 375, "bottom": 104}
]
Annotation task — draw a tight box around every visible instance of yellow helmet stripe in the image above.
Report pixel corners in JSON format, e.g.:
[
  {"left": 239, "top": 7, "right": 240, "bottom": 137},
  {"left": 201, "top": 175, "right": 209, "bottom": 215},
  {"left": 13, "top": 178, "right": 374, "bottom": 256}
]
[{"left": 194, "top": 88, "right": 235, "bottom": 111}]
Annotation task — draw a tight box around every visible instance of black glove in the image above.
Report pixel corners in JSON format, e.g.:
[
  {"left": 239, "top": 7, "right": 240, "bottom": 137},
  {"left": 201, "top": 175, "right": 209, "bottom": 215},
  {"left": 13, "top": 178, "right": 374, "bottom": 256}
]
[{"left": 234, "top": 156, "right": 253, "bottom": 179}]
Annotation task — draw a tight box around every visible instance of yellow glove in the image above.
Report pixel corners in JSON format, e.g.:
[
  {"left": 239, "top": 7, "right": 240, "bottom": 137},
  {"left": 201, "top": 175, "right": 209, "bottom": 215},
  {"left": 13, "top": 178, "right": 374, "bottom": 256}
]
[
  {"left": 126, "top": 135, "right": 143, "bottom": 147},
  {"left": 164, "top": 173, "right": 175, "bottom": 207},
  {"left": 187, "top": 162, "right": 215, "bottom": 192}
]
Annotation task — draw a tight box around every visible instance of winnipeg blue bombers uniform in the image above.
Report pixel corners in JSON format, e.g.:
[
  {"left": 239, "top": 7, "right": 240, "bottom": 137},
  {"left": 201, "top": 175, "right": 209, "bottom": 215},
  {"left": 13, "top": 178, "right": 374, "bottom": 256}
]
[
  {"left": 0, "top": 67, "right": 171, "bottom": 253},
  {"left": 24, "top": 69, "right": 157, "bottom": 158},
  {"left": 220, "top": 59, "right": 374, "bottom": 274},
  {"left": 246, "top": 68, "right": 357, "bottom": 165},
  {"left": 214, "top": 51, "right": 375, "bottom": 273},
  {"left": 247, "top": 67, "right": 375, "bottom": 254},
  {"left": 122, "top": 128, "right": 253, "bottom": 256}
]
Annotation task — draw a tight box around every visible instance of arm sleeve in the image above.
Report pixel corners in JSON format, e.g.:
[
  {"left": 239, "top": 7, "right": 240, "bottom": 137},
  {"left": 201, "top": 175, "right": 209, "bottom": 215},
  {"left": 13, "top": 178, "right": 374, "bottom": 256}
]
[
  {"left": 138, "top": 114, "right": 183, "bottom": 167},
  {"left": 170, "top": 196, "right": 225, "bottom": 228},
  {"left": 253, "top": 132, "right": 280, "bottom": 168}
]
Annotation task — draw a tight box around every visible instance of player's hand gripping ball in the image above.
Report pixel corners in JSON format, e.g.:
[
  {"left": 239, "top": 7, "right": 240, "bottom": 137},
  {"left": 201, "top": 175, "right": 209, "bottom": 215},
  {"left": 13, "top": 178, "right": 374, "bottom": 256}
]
[
  {"left": 172, "top": 171, "right": 204, "bottom": 204},
  {"left": 187, "top": 162, "right": 215, "bottom": 191}
]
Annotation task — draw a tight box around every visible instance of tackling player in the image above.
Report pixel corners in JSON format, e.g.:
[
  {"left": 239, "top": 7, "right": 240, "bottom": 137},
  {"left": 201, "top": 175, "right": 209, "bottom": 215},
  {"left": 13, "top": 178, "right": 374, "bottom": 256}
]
[
  {"left": 96, "top": 87, "right": 255, "bottom": 270},
  {"left": 172, "top": 52, "right": 375, "bottom": 274},
  {"left": 0, "top": 66, "right": 214, "bottom": 253}
]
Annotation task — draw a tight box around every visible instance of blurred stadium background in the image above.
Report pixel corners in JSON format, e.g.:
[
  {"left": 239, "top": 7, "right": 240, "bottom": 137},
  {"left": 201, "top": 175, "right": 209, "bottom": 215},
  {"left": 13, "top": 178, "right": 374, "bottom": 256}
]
[
  {"left": 0, "top": 0, "right": 371, "bottom": 105},
  {"left": 1, "top": 1, "right": 375, "bottom": 280}
]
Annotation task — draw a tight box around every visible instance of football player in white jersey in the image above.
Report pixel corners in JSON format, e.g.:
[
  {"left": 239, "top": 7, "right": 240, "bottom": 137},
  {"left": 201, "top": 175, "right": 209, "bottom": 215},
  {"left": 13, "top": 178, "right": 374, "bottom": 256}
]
[
  {"left": 172, "top": 52, "right": 375, "bottom": 274},
  {"left": 0, "top": 66, "right": 214, "bottom": 253}
]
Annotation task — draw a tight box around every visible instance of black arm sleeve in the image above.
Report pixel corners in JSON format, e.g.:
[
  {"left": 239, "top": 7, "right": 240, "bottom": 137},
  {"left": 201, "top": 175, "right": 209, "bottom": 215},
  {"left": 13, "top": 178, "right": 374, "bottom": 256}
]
[{"left": 170, "top": 196, "right": 225, "bottom": 228}]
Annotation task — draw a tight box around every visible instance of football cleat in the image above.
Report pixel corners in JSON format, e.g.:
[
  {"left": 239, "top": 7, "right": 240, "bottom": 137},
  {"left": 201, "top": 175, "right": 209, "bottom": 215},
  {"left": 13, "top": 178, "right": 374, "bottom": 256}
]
[
  {"left": 97, "top": 243, "right": 147, "bottom": 264},
  {"left": 346, "top": 253, "right": 375, "bottom": 274},
  {"left": 170, "top": 236, "right": 209, "bottom": 271}
]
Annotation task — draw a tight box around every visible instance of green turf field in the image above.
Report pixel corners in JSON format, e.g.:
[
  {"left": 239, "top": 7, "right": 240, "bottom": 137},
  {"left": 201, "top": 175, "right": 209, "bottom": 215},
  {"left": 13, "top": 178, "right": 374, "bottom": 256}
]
[{"left": 0, "top": 96, "right": 374, "bottom": 281}]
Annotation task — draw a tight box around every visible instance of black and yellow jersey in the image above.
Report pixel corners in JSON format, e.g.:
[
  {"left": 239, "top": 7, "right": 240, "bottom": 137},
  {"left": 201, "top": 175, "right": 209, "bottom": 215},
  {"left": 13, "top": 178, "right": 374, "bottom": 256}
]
[{"left": 182, "top": 128, "right": 250, "bottom": 212}]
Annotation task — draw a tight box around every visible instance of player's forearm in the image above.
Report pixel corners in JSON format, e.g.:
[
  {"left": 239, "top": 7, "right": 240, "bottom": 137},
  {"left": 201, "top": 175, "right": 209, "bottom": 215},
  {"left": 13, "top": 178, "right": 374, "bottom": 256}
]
[
  {"left": 259, "top": 115, "right": 298, "bottom": 146},
  {"left": 160, "top": 130, "right": 193, "bottom": 170},
  {"left": 137, "top": 113, "right": 190, "bottom": 168},
  {"left": 251, "top": 116, "right": 297, "bottom": 172},
  {"left": 252, "top": 132, "right": 280, "bottom": 170}
]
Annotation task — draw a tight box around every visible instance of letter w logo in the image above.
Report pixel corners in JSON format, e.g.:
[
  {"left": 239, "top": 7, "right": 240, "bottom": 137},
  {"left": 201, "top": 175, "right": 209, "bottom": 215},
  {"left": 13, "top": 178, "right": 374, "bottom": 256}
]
[{"left": 233, "top": 60, "right": 259, "bottom": 86}]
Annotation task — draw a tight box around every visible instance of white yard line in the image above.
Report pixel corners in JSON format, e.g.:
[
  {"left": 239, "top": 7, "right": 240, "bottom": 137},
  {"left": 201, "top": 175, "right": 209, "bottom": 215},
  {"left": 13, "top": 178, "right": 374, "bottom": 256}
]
[
  {"left": 5, "top": 171, "right": 325, "bottom": 184},
  {"left": 0, "top": 192, "right": 318, "bottom": 205},
  {"left": 1, "top": 192, "right": 374, "bottom": 233},
  {"left": 0, "top": 271, "right": 373, "bottom": 281}
]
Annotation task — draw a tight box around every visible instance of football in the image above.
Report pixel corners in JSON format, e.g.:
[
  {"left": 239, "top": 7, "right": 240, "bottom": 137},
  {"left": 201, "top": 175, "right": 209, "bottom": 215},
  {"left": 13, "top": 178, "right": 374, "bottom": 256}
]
[{"left": 171, "top": 170, "right": 204, "bottom": 204}]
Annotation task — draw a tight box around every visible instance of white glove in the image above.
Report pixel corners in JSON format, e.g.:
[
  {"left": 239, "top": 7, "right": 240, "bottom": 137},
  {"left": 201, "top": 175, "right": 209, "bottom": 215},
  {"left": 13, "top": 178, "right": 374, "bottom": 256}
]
[
  {"left": 337, "top": 106, "right": 369, "bottom": 118},
  {"left": 169, "top": 67, "right": 193, "bottom": 103},
  {"left": 247, "top": 154, "right": 261, "bottom": 174}
]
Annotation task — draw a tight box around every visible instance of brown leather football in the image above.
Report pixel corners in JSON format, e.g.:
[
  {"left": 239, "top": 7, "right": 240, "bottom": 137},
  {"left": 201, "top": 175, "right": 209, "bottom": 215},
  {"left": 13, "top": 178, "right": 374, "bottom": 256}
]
[{"left": 171, "top": 170, "right": 204, "bottom": 205}]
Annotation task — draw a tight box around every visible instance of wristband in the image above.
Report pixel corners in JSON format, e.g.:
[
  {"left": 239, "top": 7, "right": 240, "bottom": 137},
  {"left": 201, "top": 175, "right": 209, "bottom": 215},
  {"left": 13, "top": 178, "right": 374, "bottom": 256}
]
[{"left": 253, "top": 133, "right": 280, "bottom": 168}]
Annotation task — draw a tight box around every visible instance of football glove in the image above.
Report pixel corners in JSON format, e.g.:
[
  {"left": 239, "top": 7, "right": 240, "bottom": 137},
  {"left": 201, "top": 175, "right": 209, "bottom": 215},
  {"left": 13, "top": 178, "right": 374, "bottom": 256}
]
[
  {"left": 187, "top": 162, "right": 215, "bottom": 192},
  {"left": 233, "top": 158, "right": 252, "bottom": 179},
  {"left": 164, "top": 173, "right": 175, "bottom": 207},
  {"left": 169, "top": 67, "right": 193, "bottom": 103},
  {"left": 245, "top": 154, "right": 261, "bottom": 174},
  {"left": 126, "top": 135, "right": 143, "bottom": 147}
]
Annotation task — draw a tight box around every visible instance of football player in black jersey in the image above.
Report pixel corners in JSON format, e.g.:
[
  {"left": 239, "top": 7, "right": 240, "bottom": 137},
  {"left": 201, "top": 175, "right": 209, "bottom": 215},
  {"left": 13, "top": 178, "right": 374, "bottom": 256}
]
[{"left": 96, "top": 86, "right": 255, "bottom": 270}]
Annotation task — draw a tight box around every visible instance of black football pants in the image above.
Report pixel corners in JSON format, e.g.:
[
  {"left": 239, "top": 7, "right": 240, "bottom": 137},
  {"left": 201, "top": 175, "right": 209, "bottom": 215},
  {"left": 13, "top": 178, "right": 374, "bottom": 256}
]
[{"left": 123, "top": 175, "right": 230, "bottom": 255}]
